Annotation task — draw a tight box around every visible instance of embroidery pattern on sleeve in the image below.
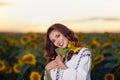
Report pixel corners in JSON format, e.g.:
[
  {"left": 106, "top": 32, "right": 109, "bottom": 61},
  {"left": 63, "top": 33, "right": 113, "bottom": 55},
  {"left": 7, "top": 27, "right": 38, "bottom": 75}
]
[
  {"left": 56, "top": 68, "right": 60, "bottom": 80},
  {"left": 75, "top": 48, "right": 90, "bottom": 69}
]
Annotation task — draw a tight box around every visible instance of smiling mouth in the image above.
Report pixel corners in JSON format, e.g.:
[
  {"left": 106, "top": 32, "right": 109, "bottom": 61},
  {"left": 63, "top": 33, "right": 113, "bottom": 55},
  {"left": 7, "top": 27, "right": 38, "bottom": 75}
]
[{"left": 59, "top": 41, "right": 64, "bottom": 47}]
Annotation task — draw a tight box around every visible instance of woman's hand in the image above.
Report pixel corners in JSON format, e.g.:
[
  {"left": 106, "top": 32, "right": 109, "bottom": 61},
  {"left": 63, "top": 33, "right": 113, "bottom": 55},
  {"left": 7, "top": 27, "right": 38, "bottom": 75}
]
[
  {"left": 45, "top": 60, "right": 58, "bottom": 72},
  {"left": 55, "top": 54, "right": 68, "bottom": 69}
]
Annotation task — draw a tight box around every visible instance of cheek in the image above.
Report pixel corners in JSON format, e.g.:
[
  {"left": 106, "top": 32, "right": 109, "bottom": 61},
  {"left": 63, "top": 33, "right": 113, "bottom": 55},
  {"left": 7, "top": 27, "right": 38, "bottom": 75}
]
[
  {"left": 64, "top": 38, "right": 69, "bottom": 47},
  {"left": 54, "top": 43, "right": 57, "bottom": 47},
  {"left": 65, "top": 39, "right": 69, "bottom": 45},
  {"left": 54, "top": 42, "right": 58, "bottom": 47}
]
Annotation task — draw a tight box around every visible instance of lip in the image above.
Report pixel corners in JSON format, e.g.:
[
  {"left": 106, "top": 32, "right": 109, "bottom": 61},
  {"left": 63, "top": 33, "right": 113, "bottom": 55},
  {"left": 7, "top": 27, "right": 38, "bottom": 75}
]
[{"left": 59, "top": 41, "right": 64, "bottom": 47}]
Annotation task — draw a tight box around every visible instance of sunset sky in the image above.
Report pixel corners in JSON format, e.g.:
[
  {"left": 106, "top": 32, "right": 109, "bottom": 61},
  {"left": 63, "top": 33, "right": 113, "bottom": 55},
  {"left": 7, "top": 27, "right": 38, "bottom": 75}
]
[{"left": 0, "top": 0, "right": 120, "bottom": 33}]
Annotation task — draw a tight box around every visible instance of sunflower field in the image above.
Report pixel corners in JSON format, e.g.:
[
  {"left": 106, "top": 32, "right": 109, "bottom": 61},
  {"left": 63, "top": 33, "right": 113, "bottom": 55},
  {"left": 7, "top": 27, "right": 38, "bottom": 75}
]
[{"left": 0, "top": 32, "right": 120, "bottom": 80}]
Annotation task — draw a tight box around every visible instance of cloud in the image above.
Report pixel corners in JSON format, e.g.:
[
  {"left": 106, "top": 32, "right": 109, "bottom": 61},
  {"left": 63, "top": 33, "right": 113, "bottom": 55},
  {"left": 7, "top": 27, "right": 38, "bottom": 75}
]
[
  {"left": 60, "top": 17, "right": 120, "bottom": 24},
  {"left": 0, "top": 2, "right": 13, "bottom": 6},
  {"left": 79, "top": 17, "right": 120, "bottom": 22}
]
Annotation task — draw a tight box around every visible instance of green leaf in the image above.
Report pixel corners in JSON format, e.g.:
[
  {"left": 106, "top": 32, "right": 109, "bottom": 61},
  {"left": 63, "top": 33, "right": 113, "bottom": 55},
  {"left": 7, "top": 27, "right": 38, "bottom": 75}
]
[
  {"left": 55, "top": 48, "right": 71, "bottom": 60},
  {"left": 55, "top": 48, "right": 70, "bottom": 57}
]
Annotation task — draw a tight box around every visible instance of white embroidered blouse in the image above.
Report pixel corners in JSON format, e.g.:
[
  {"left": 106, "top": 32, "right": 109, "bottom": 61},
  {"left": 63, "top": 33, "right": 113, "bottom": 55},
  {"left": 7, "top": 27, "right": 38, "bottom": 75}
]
[{"left": 45, "top": 48, "right": 91, "bottom": 80}]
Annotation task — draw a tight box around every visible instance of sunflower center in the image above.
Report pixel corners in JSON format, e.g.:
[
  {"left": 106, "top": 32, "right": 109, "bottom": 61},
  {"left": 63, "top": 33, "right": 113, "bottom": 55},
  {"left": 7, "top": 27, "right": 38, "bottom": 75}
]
[
  {"left": 0, "top": 63, "right": 3, "bottom": 67},
  {"left": 16, "top": 65, "right": 20, "bottom": 70},
  {"left": 25, "top": 57, "right": 33, "bottom": 61},
  {"left": 106, "top": 75, "right": 113, "bottom": 80},
  {"left": 33, "top": 74, "right": 39, "bottom": 80}
]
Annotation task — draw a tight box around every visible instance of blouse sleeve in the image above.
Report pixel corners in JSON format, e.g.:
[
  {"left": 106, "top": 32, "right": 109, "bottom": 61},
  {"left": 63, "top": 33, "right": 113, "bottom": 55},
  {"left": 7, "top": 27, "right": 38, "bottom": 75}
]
[{"left": 62, "top": 48, "right": 91, "bottom": 80}]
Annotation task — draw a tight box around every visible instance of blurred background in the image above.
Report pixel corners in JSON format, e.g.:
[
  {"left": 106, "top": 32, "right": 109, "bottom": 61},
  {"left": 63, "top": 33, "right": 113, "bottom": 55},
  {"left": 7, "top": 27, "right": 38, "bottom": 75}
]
[{"left": 0, "top": 0, "right": 120, "bottom": 80}]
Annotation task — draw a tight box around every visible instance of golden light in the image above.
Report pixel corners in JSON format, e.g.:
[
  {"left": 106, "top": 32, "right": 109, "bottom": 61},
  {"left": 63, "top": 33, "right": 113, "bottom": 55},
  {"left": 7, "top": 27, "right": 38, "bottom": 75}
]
[{"left": 0, "top": 0, "right": 120, "bottom": 33}]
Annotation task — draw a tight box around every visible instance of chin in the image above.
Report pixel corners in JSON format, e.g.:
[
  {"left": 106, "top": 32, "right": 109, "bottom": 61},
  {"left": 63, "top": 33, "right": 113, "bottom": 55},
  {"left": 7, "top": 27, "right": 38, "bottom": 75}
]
[
  {"left": 60, "top": 46, "right": 65, "bottom": 48},
  {"left": 63, "top": 45, "right": 67, "bottom": 48}
]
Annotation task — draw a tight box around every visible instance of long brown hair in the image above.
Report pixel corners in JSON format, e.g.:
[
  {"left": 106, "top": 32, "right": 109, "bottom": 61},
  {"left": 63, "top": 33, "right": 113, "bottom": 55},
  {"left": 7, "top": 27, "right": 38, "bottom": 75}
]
[{"left": 45, "top": 23, "right": 82, "bottom": 62}]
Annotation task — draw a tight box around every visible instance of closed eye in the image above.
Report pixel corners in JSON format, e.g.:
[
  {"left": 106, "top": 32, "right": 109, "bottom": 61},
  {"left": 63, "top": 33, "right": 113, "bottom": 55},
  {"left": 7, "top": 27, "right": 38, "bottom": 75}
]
[
  {"left": 56, "top": 34, "right": 60, "bottom": 38},
  {"left": 52, "top": 34, "right": 60, "bottom": 43}
]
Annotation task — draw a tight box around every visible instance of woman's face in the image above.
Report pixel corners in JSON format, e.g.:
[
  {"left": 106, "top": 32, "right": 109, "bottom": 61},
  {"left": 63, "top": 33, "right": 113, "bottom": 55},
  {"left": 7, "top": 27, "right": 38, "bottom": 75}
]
[{"left": 49, "top": 30, "right": 68, "bottom": 48}]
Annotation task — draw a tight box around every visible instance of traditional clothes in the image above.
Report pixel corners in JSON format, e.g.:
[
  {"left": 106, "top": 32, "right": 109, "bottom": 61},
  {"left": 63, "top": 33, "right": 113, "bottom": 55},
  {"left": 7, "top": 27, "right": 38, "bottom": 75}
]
[{"left": 44, "top": 48, "right": 91, "bottom": 80}]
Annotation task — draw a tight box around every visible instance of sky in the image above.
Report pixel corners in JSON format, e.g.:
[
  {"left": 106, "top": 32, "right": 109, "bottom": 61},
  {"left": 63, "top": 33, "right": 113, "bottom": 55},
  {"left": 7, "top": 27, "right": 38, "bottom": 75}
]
[{"left": 0, "top": 0, "right": 120, "bottom": 33}]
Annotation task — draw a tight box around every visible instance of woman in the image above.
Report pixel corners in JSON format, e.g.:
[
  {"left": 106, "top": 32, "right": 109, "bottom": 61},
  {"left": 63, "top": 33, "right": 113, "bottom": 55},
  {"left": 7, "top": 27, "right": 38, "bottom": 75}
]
[{"left": 44, "top": 23, "right": 91, "bottom": 80}]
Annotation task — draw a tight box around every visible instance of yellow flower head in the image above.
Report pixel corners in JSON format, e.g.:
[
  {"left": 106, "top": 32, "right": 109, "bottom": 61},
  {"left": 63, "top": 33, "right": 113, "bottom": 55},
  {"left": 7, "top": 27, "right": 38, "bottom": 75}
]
[
  {"left": 13, "top": 64, "right": 20, "bottom": 74},
  {"left": 10, "top": 40, "right": 19, "bottom": 47},
  {"left": 30, "top": 71, "right": 41, "bottom": 80},
  {"left": 18, "top": 59, "right": 25, "bottom": 65},
  {"left": 67, "top": 41, "right": 73, "bottom": 48},
  {"left": 101, "top": 42, "right": 112, "bottom": 50},
  {"left": 22, "top": 53, "right": 36, "bottom": 65},
  {"left": 67, "top": 41, "right": 81, "bottom": 53},
  {"left": 0, "top": 47, "right": 5, "bottom": 54},
  {"left": 104, "top": 73, "right": 115, "bottom": 80},
  {"left": 0, "top": 60, "right": 6, "bottom": 71},
  {"left": 90, "top": 38, "right": 100, "bottom": 48},
  {"left": 20, "top": 36, "right": 30, "bottom": 45},
  {"left": 93, "top": 54, "right": 104, "bottom": 64},
  {"left": 28, "top": 32, "right": 37, "bottom": 41},
  {"left": 29, "top": 43, "right": 38, "bottom": 49},
  {"left": 4, "top": 67, "right": 12, "bottom": 74}
]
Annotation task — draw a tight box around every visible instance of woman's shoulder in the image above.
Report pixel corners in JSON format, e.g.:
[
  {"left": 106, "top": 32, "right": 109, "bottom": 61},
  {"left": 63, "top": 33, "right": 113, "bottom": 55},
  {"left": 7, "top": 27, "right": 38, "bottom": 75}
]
[
  {"left": 77, "top": 47, "right": 91, "bottom": 56},
  {"left": 69, "top": 47, "right": 91, "bottom": 63},
  {"left": 68, "top": 47, "right": 91, "bottom": 62}
]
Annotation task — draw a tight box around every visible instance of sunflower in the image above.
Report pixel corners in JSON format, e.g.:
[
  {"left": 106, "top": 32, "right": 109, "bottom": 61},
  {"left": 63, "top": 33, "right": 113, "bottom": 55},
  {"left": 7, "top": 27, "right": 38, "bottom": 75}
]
[
  {"left": 28, "top": 32, "right": 37, "bottom": 41},
  {"left": 20, "top": 36, "right": 30, "bottom": 45},
  {"left": 10, "top": 40, "right": 19, "bottom": 47},
  {"left": 29, "top": 43, "right": 38, "bottom": 49},
  {"left": 4, "top": 67, "right": 12, "bottom": 74},
  {"left": 13, "top": 64, "right": 21, "bottom": 74},
  {"left": 0, "top": 60, "right": 6, "bottom": 71},
  {"left": 104, "top": 73, "right": 115, "bottom": 80},
  {"left": 101, "top": 42, "right": 112, "bottom": 50},
  {"left": 22, "top": 53, "right": 36, "bottom": 65},
  {"left": 93, "top": 54, "right": 104, "bottom": 64},
  {"left": 90, "top": 39, "right": 100, "bottom": 48},
  {"left": 0, "top": 47, "right": 5, "bottom": 54},
  {"left": 67, "top": 41, "right": 81, "bottom": 53},
  {"left": 18, "top": 59, "right": 24, "bottom": 65},
  {"left": 30, "top": 71, "right": 41, "bottom": 80}
]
